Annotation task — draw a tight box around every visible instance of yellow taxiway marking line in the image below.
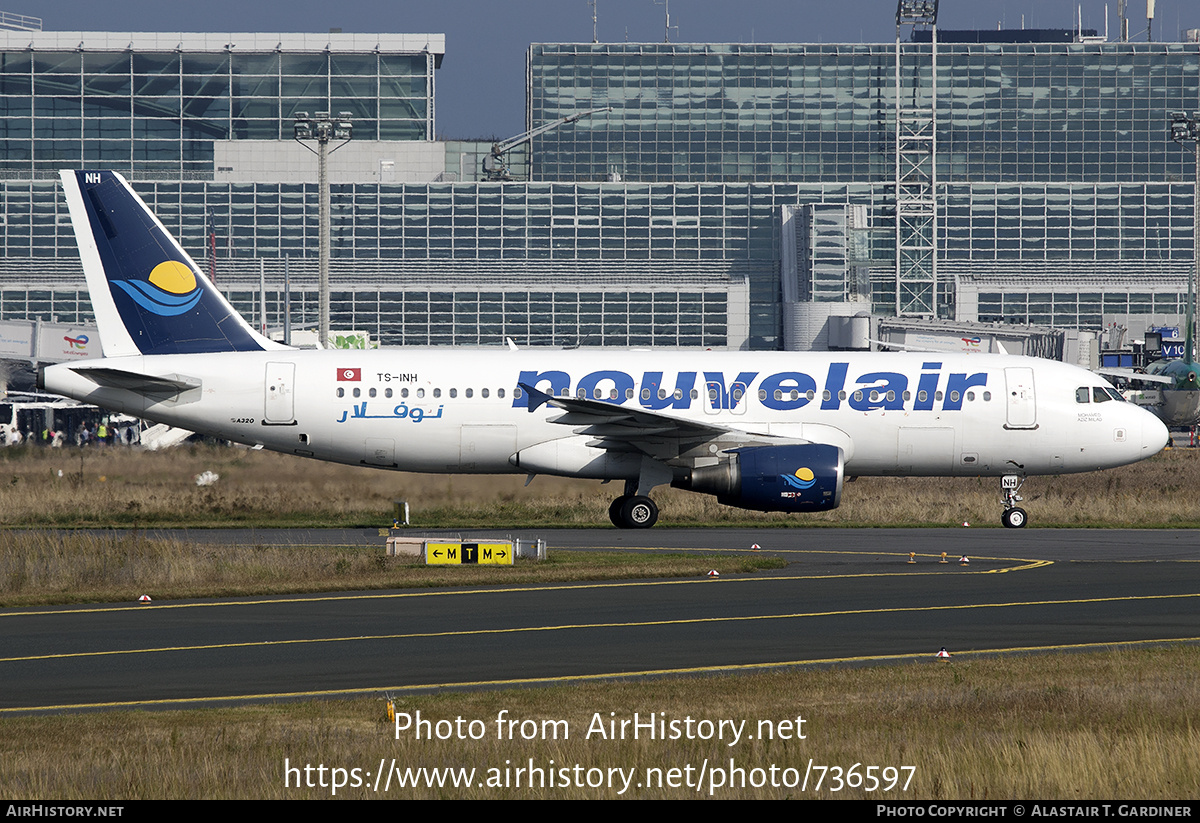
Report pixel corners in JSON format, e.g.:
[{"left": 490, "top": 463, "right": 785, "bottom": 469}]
[
  {"left": 0, "top": 554, "right": 1053, "bottom": 619},
  {"left": 7, "top": 634, "right": 1200, "bottom": 713},
  {"left": 573, "top": 547, "right": 1051, "bottom": 573},
  {"left": 3, "top": 591, "right": 1197, "bottom": 665}
]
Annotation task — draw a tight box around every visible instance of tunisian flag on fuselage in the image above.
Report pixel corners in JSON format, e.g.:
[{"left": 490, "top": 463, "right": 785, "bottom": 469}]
[{"left": 337, "top": 368, "right": 361, "bottom": 381}]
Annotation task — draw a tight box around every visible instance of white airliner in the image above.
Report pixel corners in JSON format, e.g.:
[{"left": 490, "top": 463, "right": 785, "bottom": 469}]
[{"left": 40, "top": 171, "right": 1169, "bottom": 529}]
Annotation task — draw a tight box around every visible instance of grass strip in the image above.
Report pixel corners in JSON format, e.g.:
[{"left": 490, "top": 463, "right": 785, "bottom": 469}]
[
  {"left": 3, "top": 445, "right": 1200, "bottom": 529},
  {"left": 1, "top": 646, "right": 1196, "bottom": 799}
]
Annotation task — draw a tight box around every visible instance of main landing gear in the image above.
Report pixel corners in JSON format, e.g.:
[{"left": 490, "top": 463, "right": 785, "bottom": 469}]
[
  {"left": 1000, "top": 474, "right": 1027, "bottom": 529},
  {"left": 608, "top": 462, "right": 672, "bottom": 529},
  {"left": 608, "top": 494, "right": 659, "bottom": 529}
]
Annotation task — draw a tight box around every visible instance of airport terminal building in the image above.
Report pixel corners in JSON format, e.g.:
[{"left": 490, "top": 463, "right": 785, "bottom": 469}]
[{"left": 0, "top": 21, "right": 1198, "bottom": 352}]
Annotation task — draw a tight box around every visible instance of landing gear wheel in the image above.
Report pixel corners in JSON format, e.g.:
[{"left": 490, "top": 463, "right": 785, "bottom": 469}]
[
  {"left": 617, "top": 495, "right": 658, "bottom": 529},
  {"left": 999, "top": 474, "right": 1027, "bottom": 529},
  {"left": 608, "top": 496, "right": 630, "bottom": 527},
  {"left": 1001, "top": 507, "right": 1027, "bottom": 529}
]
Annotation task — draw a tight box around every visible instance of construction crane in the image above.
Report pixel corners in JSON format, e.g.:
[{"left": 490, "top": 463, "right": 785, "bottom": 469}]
[{"left": 482, "top": 106, "right": 612, "bottom": 181}]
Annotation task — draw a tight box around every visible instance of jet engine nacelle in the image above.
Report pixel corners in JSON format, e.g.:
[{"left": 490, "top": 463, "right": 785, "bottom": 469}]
[{"left": 679, "top": 443, "right": 844, "bottom": 512}]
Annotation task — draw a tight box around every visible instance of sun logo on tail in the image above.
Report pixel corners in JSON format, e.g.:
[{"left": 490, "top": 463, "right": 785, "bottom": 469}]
[
  {"left": 112, "top": 260, "right": 202, "bottom": 316},
  {"left": 780, "top": 467, "right": 816, "bottom": 490}
]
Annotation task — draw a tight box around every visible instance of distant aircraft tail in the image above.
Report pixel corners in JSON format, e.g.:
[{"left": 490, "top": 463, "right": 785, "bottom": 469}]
[{"left": 59, "top": 170, "right": 282, "bottom": 357}]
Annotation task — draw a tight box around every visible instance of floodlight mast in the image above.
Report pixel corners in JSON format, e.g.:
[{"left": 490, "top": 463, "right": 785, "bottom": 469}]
[
  {"left": 894, "top": 0, "right": 940, "bottom": 318},
  {"left": 1170, "top": 112, "right": 1200, "bottom": 360},
  {"left": 293, "top": 111, "right": 354, "bottom": 348}
]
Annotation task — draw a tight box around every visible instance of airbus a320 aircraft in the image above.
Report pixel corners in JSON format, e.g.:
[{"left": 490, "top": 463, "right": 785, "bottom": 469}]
[{"left": 40, "top": 171, "right": 1169, "bottom": 529}]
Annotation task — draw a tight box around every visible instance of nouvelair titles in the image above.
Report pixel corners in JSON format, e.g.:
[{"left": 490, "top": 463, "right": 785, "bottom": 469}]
[{"left": 514, "top": 362, "right": 988, "bottom": 413}]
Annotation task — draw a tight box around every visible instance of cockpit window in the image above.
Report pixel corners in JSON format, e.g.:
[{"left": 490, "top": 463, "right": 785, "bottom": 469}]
[
  {"left": 1092, "top": 387, "right": 1114, "bottom": 403},
  {"left": 1075, "top": 387, "right": 1090, "bottom": 403}
]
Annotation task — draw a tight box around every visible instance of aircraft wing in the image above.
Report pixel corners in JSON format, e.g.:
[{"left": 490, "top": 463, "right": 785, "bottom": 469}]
[{"left": 518, "top": 382, "right": 805, "bottom": 463}]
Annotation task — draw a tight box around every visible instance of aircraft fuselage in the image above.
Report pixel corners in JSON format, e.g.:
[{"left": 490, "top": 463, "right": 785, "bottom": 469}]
[{"left": 43, "top": 348, "right": 1165, "bottom": 482}]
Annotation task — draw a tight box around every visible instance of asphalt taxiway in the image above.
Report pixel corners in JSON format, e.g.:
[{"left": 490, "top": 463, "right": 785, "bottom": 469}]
[{"left": 1, "top": 528, "right": 1197, "bottom": 712}]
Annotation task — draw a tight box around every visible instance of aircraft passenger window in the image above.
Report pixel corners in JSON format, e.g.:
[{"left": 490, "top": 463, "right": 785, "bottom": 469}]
[
  {"left": 465, "top": 388, "right": 473, "bottom": 398},
  {"left": 641, "top": 389, "right": 651, "bottom": 400},
  {"left": 983, "top": 391, "right": 991, "bottom": 401},
  {"left": 594, "top": 388, "right": 602, "bottom": 399},
  {"left": 433, "top": 388, "right": 442, "bottom": 398},
  {"left": 657, "top": 389, "right": 666, "bottom": 400},
  {"left": 369, "top": 388, "right": 377, "bottom": 398},
  {"left": 903, "top": 391, "right": 911, "bottom": 401},
  {"left": 610, "top": 389, "right": 618, "bottom": 400},
  {"left": 417, "top": 388, "right": 425, "bottom": 398},
  {"left": 627, "top": 389, "right": 635, "bottom": 399},
  {"left": 887, "top": 391, "right": 896, "bottom": 402},
  {"left": 385, "top": 388, "right": 393, "bottom": 398},
  {"left": 759, "top": 390, "right": 768, "bottom": 401},
  {"left": 401, "top": 388, "right": 409, "bottom": 398},
  {"left": 690, "top": 390, "right": 698, "bottom": 399},
  {"left": 868, "top": 390, "right": 878, "bottom": 402},
  {"left": 966, "top": 391, "right": 974, "bottom": 402},
  {"left": 774, "top": 390, "right": 783, "bottom": 401},
  {"left": 732, "top": 388, "right": 743, "bottom": 400},
  {"left": 823, "top": 390, "right": 831, "bottom": 401},
  {"left": 674, "top": 389, "right": 683, "bottom": 400},
  {"left": 1076, "top": 388, "right": 1090, "bottom": 403},
  {"left": 838, "top": 391, "right": 847, "bottom": 401},
  {"left": 790, "top": 390, "right": 799, "bottom": 401},
  {"left": 950, "top": 391, "right": 960, "bottom": 403},
  {"left": 853, "top": 391, "right": 863, "bottom": 402},
  {"left": 481, "top": 388, "right": 489, "bottom": 398},
  {"left": 935, "top": 391, "right": 943, "bottom": 401},
  {"left": 449, "top": 388, "right": 457, "bottom": 398},
  {"left": 353, "top": 388, "right": 361, "bottom": 398},
  {"left": 708, "top": 389, "right": 719, "bottom": 401},
  {"left": 917, "top": 390, "right": 927, "bottom": 403},
  {"left": 1092, "top": 387, "right": 1112, "bottom": 403},
  {"left": 577, "top": 388, "right": 586, "bottom": 399},
  {"left": 336, "top": 387, "right": 344, "bottom": 398}
]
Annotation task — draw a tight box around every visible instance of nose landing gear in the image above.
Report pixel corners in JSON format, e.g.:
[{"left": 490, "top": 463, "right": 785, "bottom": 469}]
[{"left": 1000, "top": 474, "right": 1027, "bottom": 528}]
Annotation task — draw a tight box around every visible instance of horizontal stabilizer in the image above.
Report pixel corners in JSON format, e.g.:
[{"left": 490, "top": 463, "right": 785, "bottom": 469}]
[{"left": 71, "top": 366, "right": 201, "bottom": 397}]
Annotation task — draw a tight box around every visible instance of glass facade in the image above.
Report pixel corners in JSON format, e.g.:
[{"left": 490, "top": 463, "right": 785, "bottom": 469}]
[
  {"left": 0, "top": 283, "right": 728, "bottom": 349},
  {"left": 0, "top": 174, "right": 1192, "bottom": 349},
  {"left": 525, "top": 40, "right": 1199, "bottom": 334},
  {"left": 528, "top": 42, "right": 1199, "bottom": 185},
  {"left": 941, "top": 183, "right": 1195, "bottom": 262},
  {"left": 976, "top": 289, "right": 1188, "bottom": 328},
  {"left": 237, "top": 288, "right": 729, "bottom": 348},
  {"left": 0, "top": 33, "right": 438, "bottom": 176},
  {"left": 0, "top": 176, "right": 741, "bottom": 347},
  {"left": 1, "top": 32, "right": 1198, "bottom": 352}
]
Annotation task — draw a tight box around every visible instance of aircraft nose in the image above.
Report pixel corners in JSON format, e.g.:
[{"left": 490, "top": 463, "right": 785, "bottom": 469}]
[{"left": 1140, "top": 409, "right": 1170, "bottom": 455}]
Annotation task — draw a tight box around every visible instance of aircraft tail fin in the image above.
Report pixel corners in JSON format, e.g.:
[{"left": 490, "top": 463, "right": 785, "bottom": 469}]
[{"left": 59, "top": 170, "right": 283, "bottom": 357}]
